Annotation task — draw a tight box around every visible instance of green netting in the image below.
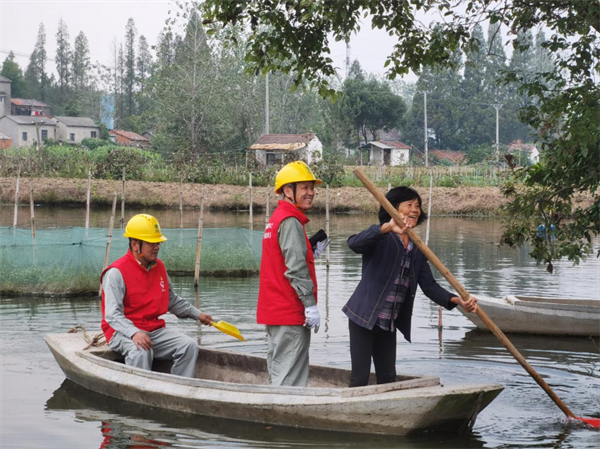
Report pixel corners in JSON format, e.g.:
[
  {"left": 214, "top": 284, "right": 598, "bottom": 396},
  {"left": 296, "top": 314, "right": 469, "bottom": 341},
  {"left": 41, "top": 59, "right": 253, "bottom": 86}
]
[{"left": 0, "top": 226, "right": 263, "bottom": 296}]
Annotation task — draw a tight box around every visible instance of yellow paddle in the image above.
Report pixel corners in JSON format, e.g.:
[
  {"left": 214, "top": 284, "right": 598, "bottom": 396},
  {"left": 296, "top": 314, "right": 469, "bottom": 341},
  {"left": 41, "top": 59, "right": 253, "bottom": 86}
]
[{"left": 211, "top": 320, "right": 246, "bottom": 341}]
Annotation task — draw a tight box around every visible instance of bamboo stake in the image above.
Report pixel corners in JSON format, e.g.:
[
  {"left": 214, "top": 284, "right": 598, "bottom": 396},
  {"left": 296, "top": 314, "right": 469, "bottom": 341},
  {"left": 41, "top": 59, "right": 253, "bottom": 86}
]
[
  {"left": 13, "top": 167, "right": 20, "bottom": 227},
  {"left": 325, "top": 184, "right": 330, "bottom": 266},
  {"left": 179, "top": 176, "right": 184, "bottom": 228},
  {"left": 249, "top": 172, "right": 253, "bottom": 231},
  {"left": 194, "top": 190, "right": 205, "bottom": 290},
  {"left": 265, "top": 189, "right": 270, "bottom": 225},
  {"left": 30, "top": 180, "right": 37, "bottom": 265},
  {"left": 29, "top": 181, "right": 36, "bottom": 238},
  {"left": 100, "top": 192, "right": 118, "bottom": 297},
  {"left": 85, "top": 167, "right": 92, "bottom": 228},
  {"left": 353, "top": 168, "right": 585, "bottom": 423},
  {"left": 120, "top": 168, "right": 126, "bottom": 230}
]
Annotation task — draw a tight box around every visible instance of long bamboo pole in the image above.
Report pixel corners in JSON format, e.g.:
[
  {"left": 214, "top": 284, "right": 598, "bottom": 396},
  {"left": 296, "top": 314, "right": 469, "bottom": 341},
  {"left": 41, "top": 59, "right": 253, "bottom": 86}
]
[
  {"left": 13, "top": 167, "right": 20, "bottom": 227},
  {"left": 85, "top": 167, "right": 92, "bottom": 228},
  {"left": 100, "top": 192, "right": 118, "bottom": 297},
  {"left": 353, "top": 168, "right": 582, "bottom": 422}
]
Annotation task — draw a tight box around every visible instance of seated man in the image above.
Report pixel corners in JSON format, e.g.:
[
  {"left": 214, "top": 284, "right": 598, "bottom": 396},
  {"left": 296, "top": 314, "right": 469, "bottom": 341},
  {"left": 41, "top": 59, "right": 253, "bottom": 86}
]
[{"left": 101, "top": 214, "right": 212, "bottom": 377}]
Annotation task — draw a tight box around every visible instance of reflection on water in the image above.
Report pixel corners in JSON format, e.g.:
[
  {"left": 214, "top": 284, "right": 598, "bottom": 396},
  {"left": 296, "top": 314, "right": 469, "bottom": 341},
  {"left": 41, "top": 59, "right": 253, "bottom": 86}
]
[{"left": 1, "top": 207, "right": 599, "bottom": 448}]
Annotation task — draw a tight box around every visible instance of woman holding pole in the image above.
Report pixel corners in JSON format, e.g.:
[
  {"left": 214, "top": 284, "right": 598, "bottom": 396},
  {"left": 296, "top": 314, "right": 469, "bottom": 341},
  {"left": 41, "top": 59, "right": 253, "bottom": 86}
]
[{"left": 342, "top": 186, "right": 478, "bottom": 387}]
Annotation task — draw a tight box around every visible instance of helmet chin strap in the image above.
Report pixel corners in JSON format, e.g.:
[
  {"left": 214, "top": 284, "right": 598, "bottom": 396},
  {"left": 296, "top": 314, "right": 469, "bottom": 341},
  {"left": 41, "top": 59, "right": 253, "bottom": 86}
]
[
  {"left": 131, "top": 240, "right": 151, "bottom": 266},
  {"left": 284, "top": 184, "right": 304, "bottom": 211}
]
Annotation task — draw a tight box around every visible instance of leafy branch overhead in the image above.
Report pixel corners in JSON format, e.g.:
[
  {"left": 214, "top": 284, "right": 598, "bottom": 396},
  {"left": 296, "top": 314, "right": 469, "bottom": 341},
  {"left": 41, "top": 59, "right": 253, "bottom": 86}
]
[{"left": 201, "top": 0, "right": 600, "bottom": 270}]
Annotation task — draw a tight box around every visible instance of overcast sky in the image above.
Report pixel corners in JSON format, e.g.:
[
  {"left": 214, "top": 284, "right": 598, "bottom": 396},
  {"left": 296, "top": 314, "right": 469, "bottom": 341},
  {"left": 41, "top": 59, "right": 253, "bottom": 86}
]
[{"left": 0, "top": 0, "right": 414, "bottom": 82}]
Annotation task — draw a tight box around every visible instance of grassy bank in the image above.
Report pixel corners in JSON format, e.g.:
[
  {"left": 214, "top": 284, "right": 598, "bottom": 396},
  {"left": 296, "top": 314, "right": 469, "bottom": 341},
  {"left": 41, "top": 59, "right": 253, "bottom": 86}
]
[{"left": 0, "top": 176, "right": 508, "bottom": 216}]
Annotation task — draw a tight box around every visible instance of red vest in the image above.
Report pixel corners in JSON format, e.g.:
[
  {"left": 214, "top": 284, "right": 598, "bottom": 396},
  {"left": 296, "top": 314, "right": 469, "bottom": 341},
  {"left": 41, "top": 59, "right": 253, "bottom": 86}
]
[
  {"left": 256, "top": 200, "right": 318, "bottom": 325},
  {"left": 100, "top": 250, "right": 170, "bottom": 343}
]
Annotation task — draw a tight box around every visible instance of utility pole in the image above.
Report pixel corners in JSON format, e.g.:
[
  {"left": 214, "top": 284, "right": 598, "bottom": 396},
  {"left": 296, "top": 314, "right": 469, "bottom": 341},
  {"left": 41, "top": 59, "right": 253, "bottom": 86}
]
[
  {"left": 423, "top": 91, "right": 429, "bottom": 168},
  {"left": 492, "top": 103, "right": 503, "bottom": 162},
  {"left": 265, "top": 72, "right": 270, "bottom": 134}
]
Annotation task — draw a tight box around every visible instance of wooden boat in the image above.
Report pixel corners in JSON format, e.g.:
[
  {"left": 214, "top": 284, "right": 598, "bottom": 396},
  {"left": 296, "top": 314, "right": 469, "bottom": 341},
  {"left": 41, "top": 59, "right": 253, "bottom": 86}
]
[
  {"left": 459, "top": 295, "right": 600, "bottom": 337},
  {"left": 45, "top": 332, "right": 503, "bottom": 436}
]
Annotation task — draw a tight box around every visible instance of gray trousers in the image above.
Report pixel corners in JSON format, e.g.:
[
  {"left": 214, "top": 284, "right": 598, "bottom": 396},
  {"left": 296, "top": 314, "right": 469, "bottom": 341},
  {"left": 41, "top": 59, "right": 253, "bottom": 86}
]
[
  {"left": 109, "top": 327, "right": 199, "bottom": 378},
  {"left": 266, "top": 325, "right": 311, "bottom": 387}
]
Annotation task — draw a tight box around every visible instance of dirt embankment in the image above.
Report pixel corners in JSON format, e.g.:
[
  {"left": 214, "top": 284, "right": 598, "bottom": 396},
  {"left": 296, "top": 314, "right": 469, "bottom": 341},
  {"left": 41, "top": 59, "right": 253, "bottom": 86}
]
[{"left": 0, "top": 177, "right": 508, "bottom": 215}]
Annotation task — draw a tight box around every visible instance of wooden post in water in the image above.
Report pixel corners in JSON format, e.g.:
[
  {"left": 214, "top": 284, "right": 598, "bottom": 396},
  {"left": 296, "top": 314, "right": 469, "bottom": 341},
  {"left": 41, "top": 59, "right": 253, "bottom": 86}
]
[
  {"left": 13, "top": 167, "right": 20, "bottom": 227},
  {"left": 194, "top": 190, "right": 205, "bottom": 314},
  {"left": 325, "top": 185, "right": 330, "bottom": 266},
  {"left": 179, "top": 176, "right": 184, "bottom": 228},
  {"left": 265, "top": 189, "right": 270, "bottom": 226},
  {"left": 29, "top": 181, "right": 36, "bottom": 238},
  {"left": 249, "top": 172, "right": 253, "bottom": 230},
  {"left": 100, "top": 192, "right": 118, "bottom": 296},
  {"left": 120, "top": 168, "right": 126, "bottom": 229},
  {"left": 30, "top": 181, "right": 37, "bottom": 265},
  {"left": 85, "top": 167, "right": 92, "bottom": 228}
]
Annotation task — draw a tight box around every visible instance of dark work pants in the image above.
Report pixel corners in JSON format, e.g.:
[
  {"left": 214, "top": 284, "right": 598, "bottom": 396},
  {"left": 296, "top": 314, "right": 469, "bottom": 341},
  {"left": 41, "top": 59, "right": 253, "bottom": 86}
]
[{"left": 348, "top": 319, "right": 397, "bottom": 387}]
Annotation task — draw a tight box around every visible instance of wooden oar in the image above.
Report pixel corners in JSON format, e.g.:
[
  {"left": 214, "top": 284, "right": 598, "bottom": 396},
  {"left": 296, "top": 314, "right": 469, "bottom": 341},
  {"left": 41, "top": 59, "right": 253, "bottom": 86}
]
[{"left": 354, "top": 168, "right": 600, "bottom": 429}]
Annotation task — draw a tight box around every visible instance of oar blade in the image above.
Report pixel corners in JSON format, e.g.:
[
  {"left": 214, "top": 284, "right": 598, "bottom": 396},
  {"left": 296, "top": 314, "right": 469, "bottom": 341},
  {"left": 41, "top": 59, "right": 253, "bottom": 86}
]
[
  {"left": 575, "top": 416, "right": 600, "bottom": 429},
  {"left": 212, "top": 320, "right": 246, "bottom": 341}
]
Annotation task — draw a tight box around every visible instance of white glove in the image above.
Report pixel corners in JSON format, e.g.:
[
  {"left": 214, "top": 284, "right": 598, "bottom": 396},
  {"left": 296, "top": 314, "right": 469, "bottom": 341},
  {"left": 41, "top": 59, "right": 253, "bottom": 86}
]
[
  {"left": 304, "top": 305, "right": 320, "bottom": 333},
  {"left": 313, "top": 238, "right": 331, "bottom": 258}
]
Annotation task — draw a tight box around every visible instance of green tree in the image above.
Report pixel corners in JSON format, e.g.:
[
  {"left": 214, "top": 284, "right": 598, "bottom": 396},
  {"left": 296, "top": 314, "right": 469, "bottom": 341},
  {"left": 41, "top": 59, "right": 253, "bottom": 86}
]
[
  {"left": 124, "top": 18, "right": 138, "bottom": 117},
  {"left": 341, "top": 61, "right": 406, "bottom": 145},
  {"left": 25, "top": 23, "right": 48, "bottom": 100},
  {"left": 200, "top": 0, "right": 600, "bottom": 268},
  {"left": 136, "top": 35, "right": 153, "bottom": 114},
  {"left": 72, "top": 31, "right": 91, "bottom": 93},
  {"left": 55, "top": 18, "right": 72, "bottom": 101},
  {"left": 1, "top": 52, "right": 27, "bottom": 97}
]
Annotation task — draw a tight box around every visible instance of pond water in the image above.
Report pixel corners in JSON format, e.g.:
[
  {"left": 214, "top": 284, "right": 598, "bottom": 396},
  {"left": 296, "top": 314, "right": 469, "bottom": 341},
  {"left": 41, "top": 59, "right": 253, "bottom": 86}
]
[{"left": 1, "top": 205, "right": 599, "bottom": 448}]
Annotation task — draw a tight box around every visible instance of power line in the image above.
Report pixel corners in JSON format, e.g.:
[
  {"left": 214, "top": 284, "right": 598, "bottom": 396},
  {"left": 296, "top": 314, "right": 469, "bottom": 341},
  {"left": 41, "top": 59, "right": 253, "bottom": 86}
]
[{"left": 1, "top": 48, "right": 56, "bottom": 62}]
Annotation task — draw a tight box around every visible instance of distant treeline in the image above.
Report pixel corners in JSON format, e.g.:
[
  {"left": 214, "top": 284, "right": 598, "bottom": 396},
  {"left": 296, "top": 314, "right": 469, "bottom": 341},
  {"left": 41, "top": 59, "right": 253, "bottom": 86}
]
[{"left": 2, "top": 3, "right": 552, "bottom": 160}]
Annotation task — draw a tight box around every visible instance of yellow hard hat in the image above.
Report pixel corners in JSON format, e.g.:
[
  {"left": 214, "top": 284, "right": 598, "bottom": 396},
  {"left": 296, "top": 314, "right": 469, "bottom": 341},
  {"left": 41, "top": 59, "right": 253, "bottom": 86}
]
[
  {"left": 274, "top": 161, "right": 322, "bottom": 194},
  {"left": 123, "top": 214, "right": 167, "bottom": 243}
]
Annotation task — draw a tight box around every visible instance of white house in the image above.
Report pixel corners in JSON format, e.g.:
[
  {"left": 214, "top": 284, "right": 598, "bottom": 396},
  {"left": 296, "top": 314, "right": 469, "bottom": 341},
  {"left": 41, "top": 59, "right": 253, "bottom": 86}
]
[
  {"left": 53, "top": 116, "right": 100, "bottom": 144},
  {"left": 366, "top": 140, "right": 411, "bottom": 166},
  {"left": 0, "top": 115, "right": 57, "bottom": 147},
  {"left": 249, "top": 133, "right": 323, "bottom": 165}
]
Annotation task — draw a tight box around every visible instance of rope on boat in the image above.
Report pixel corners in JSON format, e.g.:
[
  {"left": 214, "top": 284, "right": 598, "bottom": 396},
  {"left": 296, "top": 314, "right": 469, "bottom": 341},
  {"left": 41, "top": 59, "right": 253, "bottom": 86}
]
[{"left": 67, "top": 325, "right": 106, "bottom": 350}]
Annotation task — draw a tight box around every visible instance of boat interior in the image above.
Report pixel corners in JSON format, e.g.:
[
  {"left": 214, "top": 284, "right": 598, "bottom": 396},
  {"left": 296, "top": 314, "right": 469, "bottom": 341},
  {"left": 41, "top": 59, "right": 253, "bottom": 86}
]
[
  {"left": 88, "top": 345, "right": 438, "bottom": 390},
  {"left": 512, "top": 296, "right": 600, "bottom": 308}
]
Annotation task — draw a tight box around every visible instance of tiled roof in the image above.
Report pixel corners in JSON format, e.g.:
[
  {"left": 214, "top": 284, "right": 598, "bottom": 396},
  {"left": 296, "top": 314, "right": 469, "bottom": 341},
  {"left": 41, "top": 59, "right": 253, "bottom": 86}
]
[
  {"left": 1, "top": 115, "right": 55, "bottom": 125},
  {"left": 0, "top": 131, "right": 11, "bottom": 140},
  {"left": 385, "top": 140, "right": 411, "bottom": 150},
  {"left": 365, "top": 140, "right": 411, "bottom": 150},
  {"left": 54, "top": 116, "right": 98, "bottom": 128},
  {"left": 11, "top": 98, "right": 49, "bottom": 107},
  {"left": 0, "top": 75, "right": 12, "bottom": 83},
  {"left": 109, "top": 130, "right": 149, "bottom": 142}
]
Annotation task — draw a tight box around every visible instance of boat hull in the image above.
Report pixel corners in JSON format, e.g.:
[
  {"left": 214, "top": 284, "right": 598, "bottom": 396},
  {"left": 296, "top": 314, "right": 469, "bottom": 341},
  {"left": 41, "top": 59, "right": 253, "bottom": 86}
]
[
  {"left": 460, "top": 296, "right": 600, "bottom": 337},
  {"left": 45, "top": 332, "right": 503, "bottom": 436}
]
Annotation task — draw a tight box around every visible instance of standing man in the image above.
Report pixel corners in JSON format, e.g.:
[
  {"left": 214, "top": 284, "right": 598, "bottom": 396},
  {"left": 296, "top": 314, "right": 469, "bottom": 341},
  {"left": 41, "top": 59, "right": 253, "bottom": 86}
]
[
  {"left": 257, "top": 161, "right": 322, "bottom": 387},
  {"left": 101, "top": 214, "right": 213, "bottom": 378}
]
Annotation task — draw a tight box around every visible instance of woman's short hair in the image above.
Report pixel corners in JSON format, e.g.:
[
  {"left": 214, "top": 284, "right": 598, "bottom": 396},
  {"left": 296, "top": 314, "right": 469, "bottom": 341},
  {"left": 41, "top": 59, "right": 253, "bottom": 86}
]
[{"left": 378, "top": 186, "right": 427, "bottom": 225}]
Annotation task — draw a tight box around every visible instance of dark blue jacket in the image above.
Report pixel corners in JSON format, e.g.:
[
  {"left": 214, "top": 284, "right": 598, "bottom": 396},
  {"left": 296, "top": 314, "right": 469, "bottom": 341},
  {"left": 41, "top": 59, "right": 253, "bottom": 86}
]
[{"left": 342, "top": 224, "right": 457, "bottom": 342}]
